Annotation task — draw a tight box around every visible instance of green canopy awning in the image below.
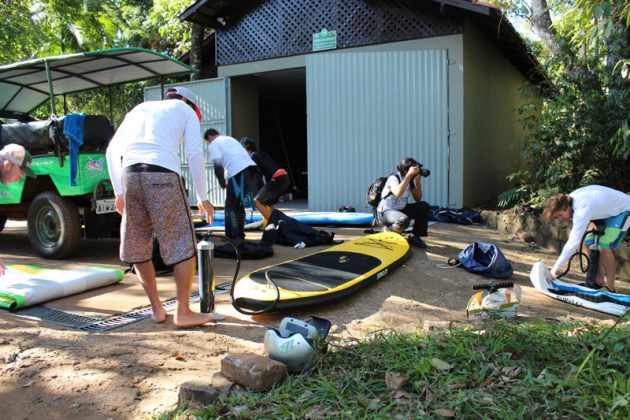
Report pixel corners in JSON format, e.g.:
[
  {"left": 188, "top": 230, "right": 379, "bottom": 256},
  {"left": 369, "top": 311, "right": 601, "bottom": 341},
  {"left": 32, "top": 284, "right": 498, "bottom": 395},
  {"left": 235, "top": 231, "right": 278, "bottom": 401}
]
[{"left": 0, "top": 48, "right": 196, "bottom": 118}]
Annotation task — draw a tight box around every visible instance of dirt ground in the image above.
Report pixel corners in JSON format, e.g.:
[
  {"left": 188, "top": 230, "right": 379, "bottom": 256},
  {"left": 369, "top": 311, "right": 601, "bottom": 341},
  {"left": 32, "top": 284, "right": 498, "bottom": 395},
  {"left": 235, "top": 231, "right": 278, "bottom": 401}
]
[{"left": 0, "top": 219, "right": 625, "bottom": 420}]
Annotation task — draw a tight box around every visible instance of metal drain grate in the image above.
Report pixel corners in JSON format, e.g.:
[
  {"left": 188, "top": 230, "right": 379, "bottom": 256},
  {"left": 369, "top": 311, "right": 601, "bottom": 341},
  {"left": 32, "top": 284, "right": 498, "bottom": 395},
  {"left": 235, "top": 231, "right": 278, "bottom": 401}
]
[
  {"left": 216, "top": 282, "right": 232, "bottom": 291},
  {"left": 78, "top": 292, "right": 201, "bottom": 333},
  {"left": 15, "top": 306, "right": 104, "bottom": 329},
  {"left": 8, "top": 287, "right": 232, "bottom": 333},
  {"left": 78, "top": 307, "right": 155, "bottom": 332}
]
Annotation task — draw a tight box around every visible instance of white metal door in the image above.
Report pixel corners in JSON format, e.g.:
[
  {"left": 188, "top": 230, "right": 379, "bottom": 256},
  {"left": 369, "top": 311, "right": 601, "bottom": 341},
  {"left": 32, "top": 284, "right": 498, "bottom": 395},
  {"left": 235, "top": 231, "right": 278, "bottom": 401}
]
[
  {"left": 144, "top": 78, "right": 228, "bottom": 206},
  {"left": 306, "top": 50, "right": 449, "bottom": 211}
]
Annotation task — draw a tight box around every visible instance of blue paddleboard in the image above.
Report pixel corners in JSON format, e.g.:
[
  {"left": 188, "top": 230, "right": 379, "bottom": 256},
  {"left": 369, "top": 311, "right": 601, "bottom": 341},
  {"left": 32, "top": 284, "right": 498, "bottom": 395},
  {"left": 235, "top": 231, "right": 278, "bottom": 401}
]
[{"left": 196, "top": 211, "right": 375, "bottom": 231}]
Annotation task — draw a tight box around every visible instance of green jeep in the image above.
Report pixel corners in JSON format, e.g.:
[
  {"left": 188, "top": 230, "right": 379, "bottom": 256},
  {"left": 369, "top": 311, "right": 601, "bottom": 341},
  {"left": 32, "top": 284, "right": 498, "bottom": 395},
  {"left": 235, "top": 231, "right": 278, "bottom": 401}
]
[
  {"left": 0, "top": 48, "right": 197, "bottom": 259},
  {"left": 0, "top": 115, "right": 118, "bottom": 258}
]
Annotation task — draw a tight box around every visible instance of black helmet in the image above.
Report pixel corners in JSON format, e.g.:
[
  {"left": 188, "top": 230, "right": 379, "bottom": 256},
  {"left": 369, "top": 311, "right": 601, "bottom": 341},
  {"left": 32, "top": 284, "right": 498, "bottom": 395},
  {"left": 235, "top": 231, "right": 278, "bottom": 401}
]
[{"left": 240, "top": 137, "right": 257, "bottom": 152}]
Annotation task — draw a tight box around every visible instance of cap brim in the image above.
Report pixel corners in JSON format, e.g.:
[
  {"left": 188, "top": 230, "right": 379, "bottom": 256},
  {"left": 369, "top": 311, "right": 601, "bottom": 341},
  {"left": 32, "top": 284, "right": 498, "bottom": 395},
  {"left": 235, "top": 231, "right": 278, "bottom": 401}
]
[
  {"left": 24, "top": 168, "right": 36, "bottom": 178},
  {"left": 193, "top": 104, "right": 202, "bottom": 121}
]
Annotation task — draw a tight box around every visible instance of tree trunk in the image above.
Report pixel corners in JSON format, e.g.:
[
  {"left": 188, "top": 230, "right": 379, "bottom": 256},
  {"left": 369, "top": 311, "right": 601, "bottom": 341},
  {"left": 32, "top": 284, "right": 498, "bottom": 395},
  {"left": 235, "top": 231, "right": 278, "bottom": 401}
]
[
  {"left": 529, "top": 0, "right": 600, "bottom": 92},
  {"left": 190, "top": 24, "right": 204, "bottom": 81},
  {"left": 529, "top": 0, "right": 559, "bottom": 56}
]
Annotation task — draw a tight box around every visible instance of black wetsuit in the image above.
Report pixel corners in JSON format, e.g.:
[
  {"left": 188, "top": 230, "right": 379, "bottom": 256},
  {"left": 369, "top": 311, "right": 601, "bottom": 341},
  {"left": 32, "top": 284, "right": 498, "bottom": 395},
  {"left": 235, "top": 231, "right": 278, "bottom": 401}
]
[
  {"left": 250, "top": 151, "right": 290, "bottom": 205},
  {"left": 251, "top": 151, "right": 280, "bottom": 181}
]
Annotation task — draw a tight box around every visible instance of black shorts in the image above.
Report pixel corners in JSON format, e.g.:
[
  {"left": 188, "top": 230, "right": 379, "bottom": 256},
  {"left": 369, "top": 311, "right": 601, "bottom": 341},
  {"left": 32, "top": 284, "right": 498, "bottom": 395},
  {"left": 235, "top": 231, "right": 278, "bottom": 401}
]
[{"left": 255, "top": 174, "right": 290, "bottom": 206}]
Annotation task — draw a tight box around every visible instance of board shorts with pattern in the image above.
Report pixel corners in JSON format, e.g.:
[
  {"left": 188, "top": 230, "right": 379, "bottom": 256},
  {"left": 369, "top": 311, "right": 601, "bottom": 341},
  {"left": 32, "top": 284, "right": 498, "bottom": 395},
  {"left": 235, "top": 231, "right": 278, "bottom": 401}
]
[
  {"left": 120, "top": 165, "right": 196, "bottom": 266},
  {"left": 584, "top": 211, "right": 630, "bottom": 250}
]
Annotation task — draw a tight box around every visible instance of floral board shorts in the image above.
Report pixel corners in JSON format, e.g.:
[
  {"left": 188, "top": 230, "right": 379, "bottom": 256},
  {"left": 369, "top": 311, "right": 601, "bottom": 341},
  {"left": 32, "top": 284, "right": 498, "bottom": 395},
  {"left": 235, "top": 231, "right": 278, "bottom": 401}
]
[
  {"left": 584, "top": 211, "right": 630, "bottom": 250},
  {"left": 120, "top": 165, "right": 196, "bottom": 266}
]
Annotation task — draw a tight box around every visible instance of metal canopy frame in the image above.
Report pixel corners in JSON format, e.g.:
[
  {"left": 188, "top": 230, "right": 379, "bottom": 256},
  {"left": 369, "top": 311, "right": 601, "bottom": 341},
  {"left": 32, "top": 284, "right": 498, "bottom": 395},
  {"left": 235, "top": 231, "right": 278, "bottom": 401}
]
[{"left": 0, "top": 47, "right": 197, "bottom": 119}]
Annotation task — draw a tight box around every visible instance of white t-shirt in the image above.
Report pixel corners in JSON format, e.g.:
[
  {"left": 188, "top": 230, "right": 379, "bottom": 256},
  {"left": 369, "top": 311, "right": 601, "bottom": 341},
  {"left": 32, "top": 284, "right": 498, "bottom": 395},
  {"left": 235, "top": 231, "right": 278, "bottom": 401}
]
[
  {"left": 377, "top": 172, "right": 408, "bottom": 213},
  {"left": 208, "top": 135, "right": 255, "bottom": 179},
  {"left": 553, "top": 185, "right": 630, "bottom": 271},
  {"left": 106, "top": 99, "right": 208, "bottom": 202}
]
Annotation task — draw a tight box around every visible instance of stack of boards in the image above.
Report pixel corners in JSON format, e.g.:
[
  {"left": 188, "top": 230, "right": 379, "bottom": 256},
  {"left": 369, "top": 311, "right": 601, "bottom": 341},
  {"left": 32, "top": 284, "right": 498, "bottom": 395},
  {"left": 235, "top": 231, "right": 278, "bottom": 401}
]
[
  {"left": 196, "top": 211, "right": 375, "bottom": 232},
  {"left": 232, "top": 231, "right": 410, "bottom": 313},
  {"left": 530, "top": 261, "right": 630, "bottom": 316}
]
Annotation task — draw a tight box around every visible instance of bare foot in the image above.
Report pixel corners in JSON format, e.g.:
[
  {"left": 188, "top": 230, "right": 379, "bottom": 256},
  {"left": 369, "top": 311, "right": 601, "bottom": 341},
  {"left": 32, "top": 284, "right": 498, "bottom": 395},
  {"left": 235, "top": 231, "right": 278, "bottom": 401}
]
[
  {"left": 152, "top": 308, "right": 168, "bottom": 324},
  {"left": 174, "top": 311, "right": 224, "bottom": 328}
]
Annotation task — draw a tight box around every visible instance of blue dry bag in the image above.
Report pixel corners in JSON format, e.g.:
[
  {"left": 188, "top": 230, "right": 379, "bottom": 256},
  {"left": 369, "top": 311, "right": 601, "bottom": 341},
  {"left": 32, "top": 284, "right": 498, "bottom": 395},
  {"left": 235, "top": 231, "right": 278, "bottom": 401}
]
[{"left": 451, "top": 241, "right": 513, "bottom": 279}]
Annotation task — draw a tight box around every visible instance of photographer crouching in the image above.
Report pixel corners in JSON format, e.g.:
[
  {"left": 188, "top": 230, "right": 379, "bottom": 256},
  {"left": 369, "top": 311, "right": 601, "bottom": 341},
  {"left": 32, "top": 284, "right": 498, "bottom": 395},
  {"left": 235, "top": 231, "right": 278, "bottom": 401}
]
[{"left": 377, "top": 157, "right": 431, "bottom": 248}]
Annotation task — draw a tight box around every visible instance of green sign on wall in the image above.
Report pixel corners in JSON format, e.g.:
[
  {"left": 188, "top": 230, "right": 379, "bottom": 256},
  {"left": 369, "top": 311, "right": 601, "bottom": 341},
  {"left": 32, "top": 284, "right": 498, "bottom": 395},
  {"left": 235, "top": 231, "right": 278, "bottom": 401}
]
[{"left": 312, "top": 28, "right": 337, "bottom": 52}]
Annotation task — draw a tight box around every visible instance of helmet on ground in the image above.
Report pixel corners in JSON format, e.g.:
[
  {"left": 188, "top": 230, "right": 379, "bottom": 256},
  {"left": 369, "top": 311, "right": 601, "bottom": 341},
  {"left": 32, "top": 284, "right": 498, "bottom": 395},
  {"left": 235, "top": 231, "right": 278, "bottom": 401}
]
[{"left": 264, "top": 316, "right": 331, "bottom": 372}]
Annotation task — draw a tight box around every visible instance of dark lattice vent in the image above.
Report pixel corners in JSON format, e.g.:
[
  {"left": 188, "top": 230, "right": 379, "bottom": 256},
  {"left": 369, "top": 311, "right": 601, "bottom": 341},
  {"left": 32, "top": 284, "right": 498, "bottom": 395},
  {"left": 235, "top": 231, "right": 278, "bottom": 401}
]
[{"left": 216, "top": 0, "right": 463, "bottom": 65}]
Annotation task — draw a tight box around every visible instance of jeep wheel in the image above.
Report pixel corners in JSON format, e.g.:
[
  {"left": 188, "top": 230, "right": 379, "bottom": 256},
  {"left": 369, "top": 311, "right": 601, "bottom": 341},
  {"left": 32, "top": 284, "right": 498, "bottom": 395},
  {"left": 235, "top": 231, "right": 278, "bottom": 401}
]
[{"left": 27, "top": 192, "right": 81, "bottom": 259}]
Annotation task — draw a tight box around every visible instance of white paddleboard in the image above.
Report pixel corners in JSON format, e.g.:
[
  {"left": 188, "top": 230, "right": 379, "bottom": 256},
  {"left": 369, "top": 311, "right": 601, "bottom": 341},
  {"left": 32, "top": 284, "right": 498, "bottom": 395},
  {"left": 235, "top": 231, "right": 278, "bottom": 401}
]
[
  {"left": 0, "top": 264, "right": 123, "bottom": 310},
  {"left": 529, "top": 261, "right": 630, "bottom": 317}
]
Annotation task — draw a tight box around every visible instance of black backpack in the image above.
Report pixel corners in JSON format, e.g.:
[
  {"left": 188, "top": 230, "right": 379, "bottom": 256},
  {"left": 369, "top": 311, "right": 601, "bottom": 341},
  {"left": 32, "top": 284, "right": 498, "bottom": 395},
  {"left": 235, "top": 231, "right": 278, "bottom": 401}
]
[
  {"left": 366, "top": 176, "right": 388, "bottom": 208},
  {"left": 366, "top": 173, "right": 401, "bottom": 210}
]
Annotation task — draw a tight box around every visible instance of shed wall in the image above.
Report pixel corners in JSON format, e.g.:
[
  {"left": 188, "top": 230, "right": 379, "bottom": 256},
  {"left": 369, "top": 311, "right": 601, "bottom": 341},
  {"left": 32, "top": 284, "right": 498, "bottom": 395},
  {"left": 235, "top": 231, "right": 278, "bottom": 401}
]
[
  {"left": 220, "top": 36, "right": 465, "bottom": 210},
  {"left": 462, "top": 21, "right": 530, "bottom": 207},
  {"left": 306, "top": 50, "right": 449, "bottom": 212},
  {"left": 230, "top": 76, "right": 260, "bottom": 142}
]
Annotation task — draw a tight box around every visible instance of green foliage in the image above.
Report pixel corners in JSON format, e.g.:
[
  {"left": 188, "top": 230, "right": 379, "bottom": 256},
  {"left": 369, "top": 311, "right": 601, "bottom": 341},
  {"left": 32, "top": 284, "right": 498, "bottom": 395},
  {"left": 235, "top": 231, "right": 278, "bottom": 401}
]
[
  {"left": 518, "top": 60, "right": 629, "bottom": 194},
  {"left": 1, "top": 0, "right": 190, "bottom": 61},
  {"left": 0, "top": 1, "right": 48, "bottom": 63},
  {"left": 1, "top": 0, "right": 198, "bottom": 124},
  {"left": 161, "top": 320, "right": 630, "bottom": 419},
  {"left": 555, "top": 0, "right": 630, "bottom": 80},
  {"left": 144, "top": 0, "right": 195, "bottom": 57},
  {"left": 492, "top": 0, "right": 630, "bottom": 205},
  {"left": 497, "top": 186, "right": 527, "bottom": 208}
]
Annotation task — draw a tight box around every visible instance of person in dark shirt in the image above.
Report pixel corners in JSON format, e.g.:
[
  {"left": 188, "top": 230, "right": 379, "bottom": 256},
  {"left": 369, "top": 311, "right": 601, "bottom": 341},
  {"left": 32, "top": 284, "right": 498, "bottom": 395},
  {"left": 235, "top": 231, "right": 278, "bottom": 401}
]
[{"left": 240, "top": 137, "right": 290, "bottom": 220}]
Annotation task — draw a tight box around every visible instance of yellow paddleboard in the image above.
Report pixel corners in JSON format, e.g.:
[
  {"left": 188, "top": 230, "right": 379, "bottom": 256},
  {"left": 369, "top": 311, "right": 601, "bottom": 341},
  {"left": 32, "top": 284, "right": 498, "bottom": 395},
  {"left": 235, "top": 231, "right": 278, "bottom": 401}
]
[{"left": 232, "top": 232, "right": 410, "bottom": 313}]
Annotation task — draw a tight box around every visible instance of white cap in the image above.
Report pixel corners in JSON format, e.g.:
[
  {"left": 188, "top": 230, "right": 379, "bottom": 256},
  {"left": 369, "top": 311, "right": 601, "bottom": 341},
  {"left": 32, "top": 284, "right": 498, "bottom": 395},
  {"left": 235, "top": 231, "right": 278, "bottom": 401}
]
[
  {"left": 164, "top": 86, "right": 202, "bottom": 121},
  {"left": 1, "top": 143, "right": 36, "bottom": 178}
]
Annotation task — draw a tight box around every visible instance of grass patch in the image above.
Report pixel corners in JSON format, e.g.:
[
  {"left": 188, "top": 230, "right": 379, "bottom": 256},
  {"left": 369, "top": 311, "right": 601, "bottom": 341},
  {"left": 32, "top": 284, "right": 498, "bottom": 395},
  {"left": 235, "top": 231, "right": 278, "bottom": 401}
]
[{"left": 158, "top": 319, "right": 630, "bottom": 419}]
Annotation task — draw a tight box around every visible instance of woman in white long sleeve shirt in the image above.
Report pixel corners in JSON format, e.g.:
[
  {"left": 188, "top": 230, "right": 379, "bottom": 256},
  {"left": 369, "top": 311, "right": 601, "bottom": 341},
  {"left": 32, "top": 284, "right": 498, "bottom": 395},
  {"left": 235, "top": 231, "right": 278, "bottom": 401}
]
[{"left": 545, "top": 185, "right": 630, "bottom": 292}]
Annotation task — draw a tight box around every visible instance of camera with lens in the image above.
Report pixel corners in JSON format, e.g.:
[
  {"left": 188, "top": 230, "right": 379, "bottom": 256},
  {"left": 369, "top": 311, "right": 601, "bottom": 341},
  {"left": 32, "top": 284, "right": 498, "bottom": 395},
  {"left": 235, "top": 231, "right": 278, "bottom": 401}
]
[{"left": 412, "top": 163, "right": 431, "bottom": 177}]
